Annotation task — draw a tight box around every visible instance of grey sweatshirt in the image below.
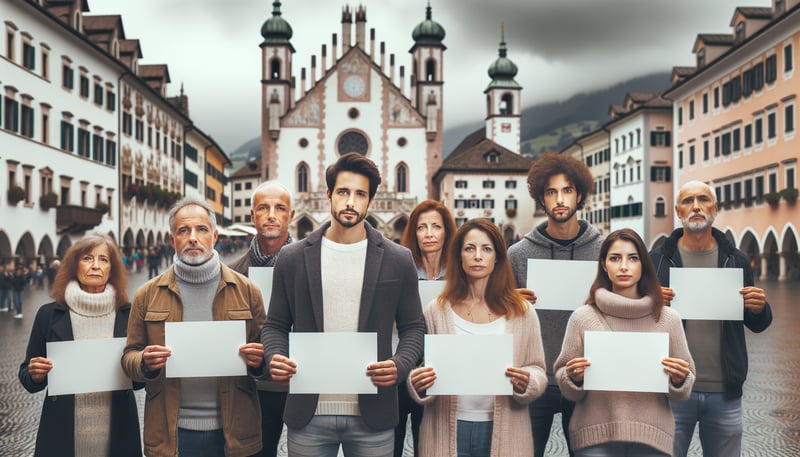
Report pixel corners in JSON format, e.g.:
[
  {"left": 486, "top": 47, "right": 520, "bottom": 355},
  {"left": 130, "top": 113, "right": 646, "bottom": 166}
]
[{"left": 508, "top": 220, "right": 604, "bottom": 383}]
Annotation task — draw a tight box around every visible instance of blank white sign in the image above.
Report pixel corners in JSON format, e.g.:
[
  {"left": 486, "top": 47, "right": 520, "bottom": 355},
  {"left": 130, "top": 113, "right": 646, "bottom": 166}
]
[
  {"left": 425, "top": 333, "right": 513, "bottom": 396},
  {"left": 527, "top": 259, "right": 597, "bottom": 310},
  {"left": 289, "top": 332, "right": 377, "bottom": 394},
  {"left": 670, "top": 268, "right": 743, "bottom": 320},
  {"left": 165, "top": 321, "right": 247, "bottom": 378},
  {"left": 46, "top": 338, "right": 130, "bottom": 396},
  {"left": 583, "top": 331, "right": 669, "bottom": 393},
  {"left": 249, "top": 266, "right": 274, "bottom": 313}
]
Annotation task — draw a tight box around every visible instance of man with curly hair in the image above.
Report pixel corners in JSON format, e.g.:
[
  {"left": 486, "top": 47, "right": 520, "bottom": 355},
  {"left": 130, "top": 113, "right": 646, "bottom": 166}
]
[{"left": 508, "top": 152, "right": 604, "bottom": 457}]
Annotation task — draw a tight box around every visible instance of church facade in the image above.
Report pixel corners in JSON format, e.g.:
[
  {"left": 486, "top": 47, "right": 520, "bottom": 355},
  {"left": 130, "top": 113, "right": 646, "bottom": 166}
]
[{"left": 258, "top": 2, "right": 445, "bottom": 240}]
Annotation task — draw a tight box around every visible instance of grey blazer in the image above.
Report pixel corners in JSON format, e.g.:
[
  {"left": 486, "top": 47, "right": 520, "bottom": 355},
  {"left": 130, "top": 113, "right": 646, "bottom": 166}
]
[{"left": 261, "top": 222, "right": 426, "bottom": 430}]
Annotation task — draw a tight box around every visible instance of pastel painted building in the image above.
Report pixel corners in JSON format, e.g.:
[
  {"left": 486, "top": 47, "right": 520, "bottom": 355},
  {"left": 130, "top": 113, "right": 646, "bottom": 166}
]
[
  {"left": 666, "top": 0, "right": 800, "bottom": 280},
  {"left": 258, "top": 2, "right": 445, "bottom": 240},
  {"left": 229, "top": 158, "right": 262, "bottom": 225},
  {"left": 606, "top": 92, "right": 675, "bottom": 248}
]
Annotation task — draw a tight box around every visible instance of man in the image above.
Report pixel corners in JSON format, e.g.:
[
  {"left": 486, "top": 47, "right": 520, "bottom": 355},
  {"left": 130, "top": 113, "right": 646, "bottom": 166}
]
[
  {"left": 229, "top": 180, "right": 294, "bottom": 457},
  {"left": 146, "top": 247, "right": 160, "bottom": 279},
  {"left": 0, "top": 264, "right": 11, "bottom": 311},
  {"left": 650, "top": 180, "right": 772, "bottom": 457},
  {"left": 122, "top": 196, "right": 267, "bottom": 457},
  {"left": 508, "top": 152, "right": 603, "bottom": 457},
  {"left": 262, "top": 152, "right": 426, "bottom": 457}
]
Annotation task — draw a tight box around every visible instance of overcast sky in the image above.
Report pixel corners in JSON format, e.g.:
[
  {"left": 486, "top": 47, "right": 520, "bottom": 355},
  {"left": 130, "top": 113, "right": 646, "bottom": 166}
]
[{"left": 89, "top": 0, "right": 749, "bottom": 153}]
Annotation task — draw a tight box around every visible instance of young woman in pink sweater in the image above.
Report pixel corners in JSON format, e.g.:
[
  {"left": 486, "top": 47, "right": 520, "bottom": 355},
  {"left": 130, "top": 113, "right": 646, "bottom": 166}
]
[
  {"left": 554, "top": 228, "right": 695, "bottom": 456},
  {"left": 408, "top": 218, "right": 548, "bottom": 456}
]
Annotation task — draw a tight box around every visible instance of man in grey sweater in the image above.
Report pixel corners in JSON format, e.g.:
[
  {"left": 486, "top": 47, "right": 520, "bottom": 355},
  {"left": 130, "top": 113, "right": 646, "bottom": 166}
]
[{"left": 508, "top": 152, "right": 603, "bottom": 457}]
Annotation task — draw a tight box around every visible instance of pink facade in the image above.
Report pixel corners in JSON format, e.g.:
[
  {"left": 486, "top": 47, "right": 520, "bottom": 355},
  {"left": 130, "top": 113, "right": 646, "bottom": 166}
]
[{"left": 668, "top": 4, "right": 800, "bottom": 280}]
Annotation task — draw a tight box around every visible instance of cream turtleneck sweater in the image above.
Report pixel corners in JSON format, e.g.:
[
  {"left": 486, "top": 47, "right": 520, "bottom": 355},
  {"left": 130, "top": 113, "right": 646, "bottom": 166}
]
[
  {"left": 554, "top": 288, "right": 695, "bottom": 455},
  {"left": 65, "top": 280, "right": 117, "bottom": 457}
]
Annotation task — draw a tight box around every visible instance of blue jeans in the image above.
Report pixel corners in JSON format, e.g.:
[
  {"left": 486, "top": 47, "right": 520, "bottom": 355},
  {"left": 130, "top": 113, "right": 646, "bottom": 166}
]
[
  {"left": 671, "top": 392, "right": 743, "bottom": 457},
  {"left": 0, "top": 288, "right": 9, "bottom": 308},
  {"left": 456, "top": 420, "right": 493, "bottom": 457},
  {"left": 575, "top": 442, "right": 669, "bottom": 456},
  {"left": 287, "top": 415, "right": 394, "bottom": 457},
  {"left": 177, "top": 428, "right": 225, "bottom": 457},
  {"left": 530, "top": 383, "right": 575, "bottom": 457}
]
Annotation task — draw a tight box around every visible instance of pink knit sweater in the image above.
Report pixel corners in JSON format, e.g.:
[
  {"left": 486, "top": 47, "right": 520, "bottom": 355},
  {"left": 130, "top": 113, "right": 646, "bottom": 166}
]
[
  {"left": 554, "top": 288, "right": 695, "bottom": 455},
  {"left": 408, "top": 299, "right": 548, "bottom": 456}
]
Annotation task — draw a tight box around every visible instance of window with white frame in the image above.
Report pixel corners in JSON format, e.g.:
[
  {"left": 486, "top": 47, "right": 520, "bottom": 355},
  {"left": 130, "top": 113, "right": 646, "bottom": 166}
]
[
  {"left": 654, "top": 197, "right": 666, "bottom": 217},
  {"left": 785, "top": 101, "right": 795, "bottom": 135},
  {"left": 784, "top": 42, "right": 794, "bottom": 74}
]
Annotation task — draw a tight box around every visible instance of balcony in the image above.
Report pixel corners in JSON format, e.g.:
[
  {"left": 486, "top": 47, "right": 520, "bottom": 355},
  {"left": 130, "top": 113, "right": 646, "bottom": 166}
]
[{"left": 56, "top": 205, "right": 104, "bottom": 234}]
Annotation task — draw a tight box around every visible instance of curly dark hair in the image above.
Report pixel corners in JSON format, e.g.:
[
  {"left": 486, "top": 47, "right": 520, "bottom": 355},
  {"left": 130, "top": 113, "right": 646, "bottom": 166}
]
[{"left": 526, "top": 152, "right": 594, "bottom": 210}]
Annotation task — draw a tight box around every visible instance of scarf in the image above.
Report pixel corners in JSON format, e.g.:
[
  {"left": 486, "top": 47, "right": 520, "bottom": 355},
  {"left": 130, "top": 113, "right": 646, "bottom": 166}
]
[
  {"left": 64, "top": 280, "right": 116, "bottom": 317},
  {"left": 249, "top": 234, "right": 293, "bottom": 267}
]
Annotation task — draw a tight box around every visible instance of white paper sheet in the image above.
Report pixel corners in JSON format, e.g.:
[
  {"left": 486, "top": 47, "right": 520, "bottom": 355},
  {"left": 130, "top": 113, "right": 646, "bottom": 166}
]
[
  {"left": 583, "top": 331, "right": 669, "bottom": 393},
  {"left": 425, "top": 334, "right": 513, "bottom": 396},
  {"left": 46, "top": 337, "right": 130, "bottom": 396},
  {"left": 248, "top": 266, "right": 274, "bottom": 313},
  {"left": 669, "top": 267, "right": 743, "bottom": 320},
  {"left": 418, "top": 280, "right": 445, "bottom": 309},
  {"left": 289, "top": 332, "right": 377, "bottom": 394},
  {"left": 527, "top": 259, "right": 597, "bottom": 310},
  {"left": 165, "top": 321, "right": 247, "bottom": 378}
]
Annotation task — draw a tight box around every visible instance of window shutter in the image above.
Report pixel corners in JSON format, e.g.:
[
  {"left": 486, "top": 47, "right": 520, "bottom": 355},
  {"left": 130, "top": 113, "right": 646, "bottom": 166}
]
[
  {"left": 666, "top": 167, "right": 671, "bottom": 182},
  {"left": 665, "top": 132, "right": 671, "bottom": 147}
]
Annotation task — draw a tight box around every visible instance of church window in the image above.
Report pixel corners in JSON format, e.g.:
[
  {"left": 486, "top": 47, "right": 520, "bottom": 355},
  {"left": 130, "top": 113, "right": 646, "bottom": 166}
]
[
  {"left": 348, "top": 107, "right": 359, "bottom": 119},
  {"left": 337, "top": 131, "right": 369, "bottom": 155},
  {"left": 298, "top": 137, "right": 309, "bottom": 148},
  {"left": 425, "top": 59, "right": 436, "bottom": 82},
  {"left": 500, "top": 93, "right": 513, "bottom": 115},
  {"left": 270, "top": 58, "right": 281, "bottom": 79},
  {"left": 297, "top": 163, "right": 309, "bottom": 193},
  {"left": 396, "top": 163, "right": 408, "bottom": 193},
  {"left": 397, "top": 137, "right": 407, "bottom": 147}
]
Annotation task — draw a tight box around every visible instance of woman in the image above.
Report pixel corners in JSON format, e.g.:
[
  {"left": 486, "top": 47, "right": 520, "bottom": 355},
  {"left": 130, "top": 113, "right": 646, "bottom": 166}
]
[
  {"left": 18, "top": 234, "right": 142, "bottom": 457},
  {"left": 395, "top": 200, "right": 458, "bottom": 456},
  {"left": 409, "top": 218, "right": 547, "bottom": 456},
  {"left": 554, "top": 228, "right": 695, "bottom": 456},
  {"left": 400, "top": 199, "right": 457, "bottom": 280}
]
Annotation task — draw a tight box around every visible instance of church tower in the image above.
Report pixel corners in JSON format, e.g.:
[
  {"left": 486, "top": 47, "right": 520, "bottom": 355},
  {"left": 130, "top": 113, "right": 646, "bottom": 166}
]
[
  {"left": 260, "top": 0, "right": 294, "bottom": 180},
  {"left": 484, "top": 25, "right": 521, "bottom": 153},
  {"left": 410, "top": 2, "right": 446, "bottom": 197}
]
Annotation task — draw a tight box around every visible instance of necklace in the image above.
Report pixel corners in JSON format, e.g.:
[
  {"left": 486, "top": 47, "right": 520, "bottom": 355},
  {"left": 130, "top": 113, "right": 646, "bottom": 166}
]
[{"left": 464, "top": 299, "right": 493, "bottom": 320}]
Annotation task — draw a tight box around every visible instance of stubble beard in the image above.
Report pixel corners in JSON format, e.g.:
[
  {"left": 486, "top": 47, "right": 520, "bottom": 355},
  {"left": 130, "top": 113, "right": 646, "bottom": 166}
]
[{"left": 545, "top": 205, "right": 577, "bottom": 224}]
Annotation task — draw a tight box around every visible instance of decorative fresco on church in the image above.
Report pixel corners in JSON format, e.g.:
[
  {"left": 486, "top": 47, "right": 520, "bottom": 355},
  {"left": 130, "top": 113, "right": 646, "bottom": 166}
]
[{"left": 285, "top": 93, "right": 322, "bottom": 127}]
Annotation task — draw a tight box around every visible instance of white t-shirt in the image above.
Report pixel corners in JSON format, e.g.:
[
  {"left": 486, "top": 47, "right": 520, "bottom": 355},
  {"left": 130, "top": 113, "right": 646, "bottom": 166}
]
[{"left": 451, "top": 308, "right": 506, "bottom": 422}]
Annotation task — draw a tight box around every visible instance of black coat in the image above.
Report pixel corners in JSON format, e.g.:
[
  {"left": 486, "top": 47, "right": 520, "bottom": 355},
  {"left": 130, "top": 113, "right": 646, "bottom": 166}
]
[{"left": 18, "top": 301, "right": 143, "bottom": 457}]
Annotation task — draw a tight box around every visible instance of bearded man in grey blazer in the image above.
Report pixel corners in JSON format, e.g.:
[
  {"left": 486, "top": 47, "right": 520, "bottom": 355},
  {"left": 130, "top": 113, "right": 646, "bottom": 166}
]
[{"left": 262, "top": 153, "right": 425, "bottom": 457}]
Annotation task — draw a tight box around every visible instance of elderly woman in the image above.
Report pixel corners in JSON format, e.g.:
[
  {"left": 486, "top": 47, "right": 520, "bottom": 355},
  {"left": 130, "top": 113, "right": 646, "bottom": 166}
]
[
  {"left": 18, "top": 234, "right": 142, "bottom": 457},
  {"left": 409, "top": 218, "right": 548, "bottom": 456},
  {"left": 395, "top": 200, "right": 457, "bottom": 456},
  {"left": 554, "top": 229, "right": 694, "bottom": 456}
]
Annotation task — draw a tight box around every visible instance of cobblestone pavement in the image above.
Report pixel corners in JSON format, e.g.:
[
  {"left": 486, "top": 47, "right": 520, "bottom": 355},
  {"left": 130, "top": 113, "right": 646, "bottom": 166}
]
[{"left": 1, "top": 257, "right": 798, "bottom": 456}]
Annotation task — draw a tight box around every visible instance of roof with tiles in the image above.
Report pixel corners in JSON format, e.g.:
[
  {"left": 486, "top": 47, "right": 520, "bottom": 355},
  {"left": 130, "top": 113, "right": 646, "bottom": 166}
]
[
  {"left": 437, "top": 128, "right": 532, "bottom": 174},
  {"left": 231, "top": 159, "right": 262, "bottom": 179}
]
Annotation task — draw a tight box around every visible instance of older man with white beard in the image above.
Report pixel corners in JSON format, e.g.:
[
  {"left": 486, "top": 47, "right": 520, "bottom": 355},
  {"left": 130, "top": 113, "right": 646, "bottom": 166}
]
[{"left": 649, "top": 180, "right": 772, "bottom": 457}]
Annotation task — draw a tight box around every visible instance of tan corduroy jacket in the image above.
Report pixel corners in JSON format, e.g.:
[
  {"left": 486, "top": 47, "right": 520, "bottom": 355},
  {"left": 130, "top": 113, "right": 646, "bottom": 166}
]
[{"left": 122, "top": 263, "right": 266, "bottom": 457}]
